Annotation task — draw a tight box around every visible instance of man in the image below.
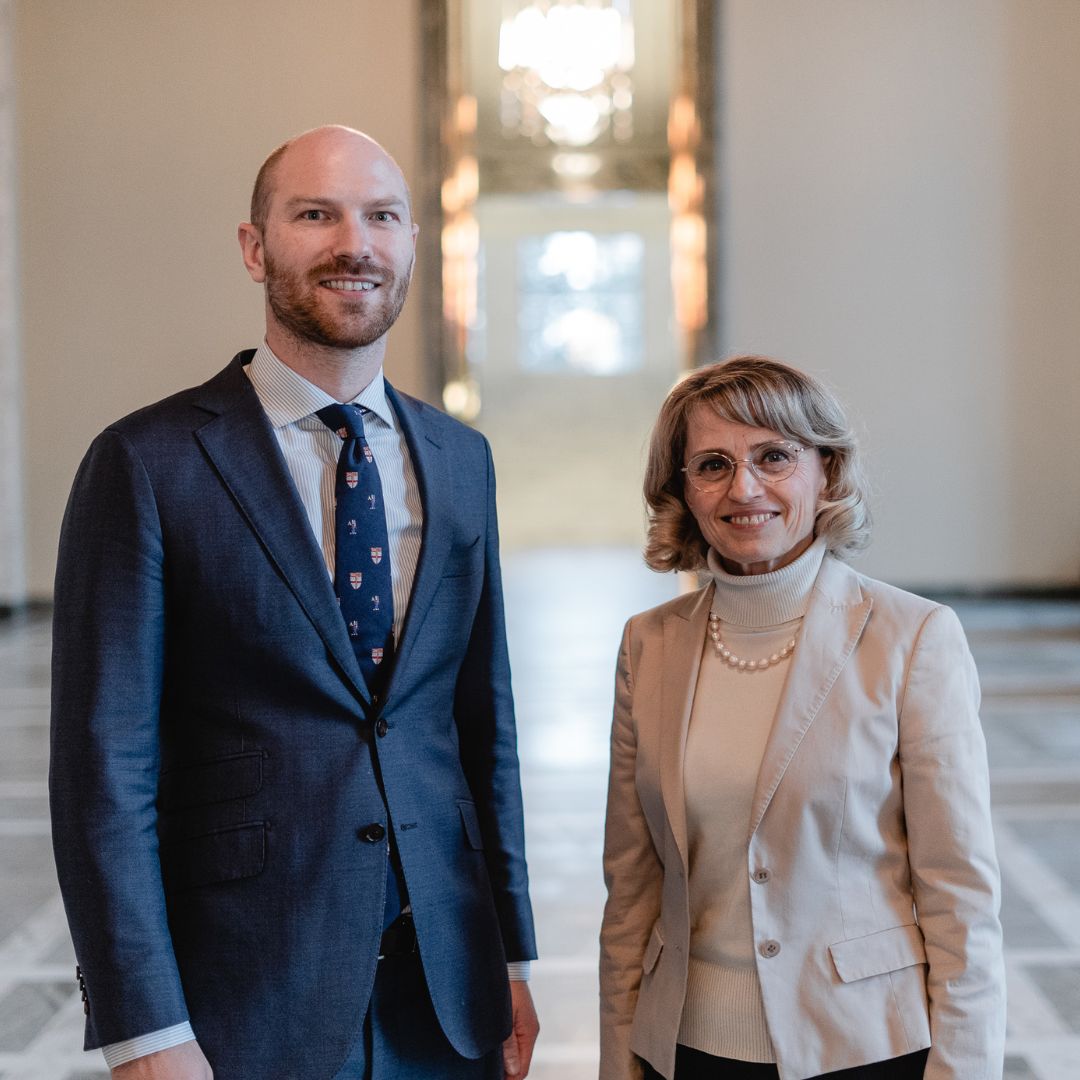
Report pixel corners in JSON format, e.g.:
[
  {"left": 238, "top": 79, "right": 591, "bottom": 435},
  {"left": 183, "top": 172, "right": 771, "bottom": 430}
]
[{"left": 50, "top": 126, "right": 539, "bottom": 1079}]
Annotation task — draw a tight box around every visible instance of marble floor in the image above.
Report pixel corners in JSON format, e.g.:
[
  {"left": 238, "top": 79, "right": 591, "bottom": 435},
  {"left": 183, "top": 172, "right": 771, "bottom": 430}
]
[{"left": 1, "top": 549, "right": 1078, "bottom": 1079}]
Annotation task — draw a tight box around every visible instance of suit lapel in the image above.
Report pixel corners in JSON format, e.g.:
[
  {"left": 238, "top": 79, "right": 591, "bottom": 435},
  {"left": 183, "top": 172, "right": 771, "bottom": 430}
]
[
  {"left": 380, "top": 384, "right": 451, "bottom": 705},
  {"left": 748, "top": 557, "right": 872, "bottom": 835},
  {"left": 192, "top": 354, "right": 371, "bottom": 705},
  {"left": 659, "top": 584, "right": 714, "bottom": 871}
]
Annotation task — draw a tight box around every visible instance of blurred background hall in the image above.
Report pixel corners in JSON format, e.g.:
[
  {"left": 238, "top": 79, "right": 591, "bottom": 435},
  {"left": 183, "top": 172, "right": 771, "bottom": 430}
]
[{"left": 2, "top": 2, "right": 1080, "bottom": 1077}]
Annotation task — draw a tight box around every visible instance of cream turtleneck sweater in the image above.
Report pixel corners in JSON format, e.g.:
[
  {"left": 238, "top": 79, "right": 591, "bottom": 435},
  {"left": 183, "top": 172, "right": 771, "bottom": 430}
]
[{"left": 678, "top": 538, "right": 827, "bottom": 1062}]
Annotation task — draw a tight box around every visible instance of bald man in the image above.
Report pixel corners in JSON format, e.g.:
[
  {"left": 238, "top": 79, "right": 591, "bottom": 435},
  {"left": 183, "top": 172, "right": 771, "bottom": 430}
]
[{"left": 51, "top": 127, "right": 538, "bottom": 1080}]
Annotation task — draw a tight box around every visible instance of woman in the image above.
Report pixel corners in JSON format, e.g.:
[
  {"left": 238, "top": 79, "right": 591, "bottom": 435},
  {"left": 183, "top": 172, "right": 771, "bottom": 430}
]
[{"left": 599, "top": 357, "right": 1005, "bottom": 1080}]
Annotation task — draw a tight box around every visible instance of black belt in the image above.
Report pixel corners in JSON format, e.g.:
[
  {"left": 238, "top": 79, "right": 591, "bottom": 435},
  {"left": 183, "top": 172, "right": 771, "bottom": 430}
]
[{"left": 378, "top": 912, "right": 417, "bottom": 959}]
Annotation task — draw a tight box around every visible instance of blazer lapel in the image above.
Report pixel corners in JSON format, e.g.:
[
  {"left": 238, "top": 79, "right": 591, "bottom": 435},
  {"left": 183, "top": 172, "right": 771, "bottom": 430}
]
[
  {"left": 659, "top": 584, "right": 714, "bottom": 871},
  {"left": 379, "top": 384, "right": 451, "bottom": 705},
  {"left": 748, "top": 557, "right": 872, "bottom": 835},
  {"left": 192, "top": 354, "right": 371, "bottom": 705}
]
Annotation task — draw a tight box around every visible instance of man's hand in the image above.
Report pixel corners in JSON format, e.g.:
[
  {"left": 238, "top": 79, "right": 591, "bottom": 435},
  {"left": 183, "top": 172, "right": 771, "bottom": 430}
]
[
  {"left": 111, "top": 1041, "right": 212, "bottom": 1079},
  {"left": 502, "top": 980, "right": 539, "bottom": 1079}
]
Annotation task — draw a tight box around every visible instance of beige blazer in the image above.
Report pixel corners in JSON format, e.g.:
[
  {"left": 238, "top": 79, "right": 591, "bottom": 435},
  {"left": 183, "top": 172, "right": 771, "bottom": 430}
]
[{"left": 600, "top": 556, "right": 1005, "bottom": 1080}]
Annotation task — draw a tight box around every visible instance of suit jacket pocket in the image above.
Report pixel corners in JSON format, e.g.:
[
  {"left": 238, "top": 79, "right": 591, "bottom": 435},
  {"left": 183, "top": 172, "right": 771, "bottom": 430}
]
[
  {"left": 158, "top": 750, "right": 263, "bottom": 812},
  {"left": 828, "top": 923, "right": 927, "bottom": 983},
  {"left": 161, "top": 821, "right": 266, "bottom": 893},
  {"left": 458, "top": 799, "right": 484, "bottom": 849},
  {"left": 642, "top": 922, "right": 664, "bottom": 974}
]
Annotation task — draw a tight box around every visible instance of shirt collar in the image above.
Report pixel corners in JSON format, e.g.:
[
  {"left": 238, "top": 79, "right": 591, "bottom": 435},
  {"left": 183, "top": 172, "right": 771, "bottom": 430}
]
[{"left": 245, "top": 342, "right": 393, "bottom": 429}]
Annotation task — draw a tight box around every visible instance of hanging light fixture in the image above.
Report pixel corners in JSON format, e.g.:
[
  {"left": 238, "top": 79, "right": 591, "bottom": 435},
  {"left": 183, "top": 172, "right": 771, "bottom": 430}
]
[{"left": 498, "top": 0, "right": 635, "bottom": 148}]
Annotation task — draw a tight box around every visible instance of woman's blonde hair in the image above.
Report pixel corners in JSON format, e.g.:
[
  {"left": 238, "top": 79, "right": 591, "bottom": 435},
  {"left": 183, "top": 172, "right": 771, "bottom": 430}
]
[{"left": 643, "top": 355, "right": 871, "bottom": 572}]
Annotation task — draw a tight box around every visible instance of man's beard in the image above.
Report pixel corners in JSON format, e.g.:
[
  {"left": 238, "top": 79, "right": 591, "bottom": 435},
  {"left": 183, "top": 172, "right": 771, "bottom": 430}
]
[{"left": 264, "top": 252, "right": 412, "bottom": 350}]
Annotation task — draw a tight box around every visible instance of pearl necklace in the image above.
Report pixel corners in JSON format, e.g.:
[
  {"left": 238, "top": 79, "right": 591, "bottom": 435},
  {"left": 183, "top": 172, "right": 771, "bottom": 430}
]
[{"left": 707, "top": 613, "right": 797, "bottom": 671}]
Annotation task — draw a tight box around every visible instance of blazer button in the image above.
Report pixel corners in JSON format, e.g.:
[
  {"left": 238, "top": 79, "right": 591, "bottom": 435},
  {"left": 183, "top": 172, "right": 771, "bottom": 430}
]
[
  {"left": 752, "top": 868, "right": 771, "bottom": 884},
  {"left": 375, "top": 718, "right": 389, "bottom": 738},
  {"left": 360, "top": 823, "right": 386, "bottom": 843},
  {"left": 759, "top": 939, "right": 781, "bottom": 959}
]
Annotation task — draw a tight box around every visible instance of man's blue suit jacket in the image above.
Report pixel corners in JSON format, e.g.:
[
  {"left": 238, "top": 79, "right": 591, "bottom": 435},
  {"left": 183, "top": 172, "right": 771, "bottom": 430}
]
[{"left": 49, "top": 351, "right": 537, "bottom": 1079}]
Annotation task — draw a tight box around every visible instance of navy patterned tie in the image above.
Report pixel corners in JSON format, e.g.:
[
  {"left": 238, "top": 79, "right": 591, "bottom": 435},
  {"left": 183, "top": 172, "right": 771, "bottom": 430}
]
[
  {"left": 318, "top": 403, "right": 407, "bottom": 925},
  {"left": 317, "top": 403, "right": 395, "bottom": 696}
]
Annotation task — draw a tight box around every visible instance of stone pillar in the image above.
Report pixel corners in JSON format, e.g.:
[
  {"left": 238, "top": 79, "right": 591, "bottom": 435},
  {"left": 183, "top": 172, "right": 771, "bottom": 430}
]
[{"left": 0, "top": 0, "right": 27, "bottom": 610}]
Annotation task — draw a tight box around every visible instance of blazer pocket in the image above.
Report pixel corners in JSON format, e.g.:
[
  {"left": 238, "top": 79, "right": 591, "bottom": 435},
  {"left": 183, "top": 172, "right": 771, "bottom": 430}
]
[
  {"left": 161, "top": 820, "right": 266, "bottom": 893},
  {"left": 458, "top": 799, "right": 484, "bottom": 850},
  {"left": 642, "top": 922, "right": 664, "bottom": 974},
  {"left": 158, "top": 750, "right": 264, "bottom": 812},
  {"left": 828, "top": 923, "right": 927, "bottom": 983}
]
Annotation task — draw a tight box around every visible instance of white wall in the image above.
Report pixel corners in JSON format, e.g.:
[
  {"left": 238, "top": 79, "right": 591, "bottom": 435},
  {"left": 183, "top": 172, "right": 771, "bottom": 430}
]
[
  {"left": 14, "top": 0, "right": 423, "bottom": 597},
  {"left": 0, "top": 0, "right": 25, "bottom": 607},
  {"left": 720, "top": 0, "right": 1080, "bottom": 588}
]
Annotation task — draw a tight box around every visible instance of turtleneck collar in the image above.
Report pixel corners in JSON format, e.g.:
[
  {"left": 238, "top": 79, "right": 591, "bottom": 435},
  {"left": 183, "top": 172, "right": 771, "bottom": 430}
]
[{"left": 706, "top": 536, "right": 828, "bottom": 628}]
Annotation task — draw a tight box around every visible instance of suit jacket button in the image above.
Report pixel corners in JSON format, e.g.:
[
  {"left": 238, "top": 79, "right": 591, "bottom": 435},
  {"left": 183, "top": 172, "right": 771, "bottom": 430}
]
[
  {"left": 759, "top": 939, "right": 781, "bottom": 958},
  {"left": 360, "top": 823, "right": 386, "bottom": 843},
  {"left": 375, "top": 718, "right": 389, "bottom": 738}
]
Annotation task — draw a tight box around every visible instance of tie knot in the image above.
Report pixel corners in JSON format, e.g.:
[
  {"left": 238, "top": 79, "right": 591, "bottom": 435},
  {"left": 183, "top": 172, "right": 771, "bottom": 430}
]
[{"left": 316, "top": 402, "right": 367, "bottom": 441}]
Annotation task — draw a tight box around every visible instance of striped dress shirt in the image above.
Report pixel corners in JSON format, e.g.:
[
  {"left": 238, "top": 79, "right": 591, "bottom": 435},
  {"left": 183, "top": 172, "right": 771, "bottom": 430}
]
[{"left": 246, "top": 341, "right": 424, "bottom": 641}]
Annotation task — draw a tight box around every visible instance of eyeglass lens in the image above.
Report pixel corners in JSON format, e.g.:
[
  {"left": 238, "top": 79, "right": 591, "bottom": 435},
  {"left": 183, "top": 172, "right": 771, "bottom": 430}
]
[{"left": 686, "top": 444, "right": 801, "bottom": 490}]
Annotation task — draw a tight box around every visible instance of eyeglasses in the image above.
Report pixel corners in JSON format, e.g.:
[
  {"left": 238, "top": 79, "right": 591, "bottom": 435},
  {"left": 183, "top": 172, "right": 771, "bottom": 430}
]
[{"left": 681, "top": 442, "right": 810, "bottom": 493}]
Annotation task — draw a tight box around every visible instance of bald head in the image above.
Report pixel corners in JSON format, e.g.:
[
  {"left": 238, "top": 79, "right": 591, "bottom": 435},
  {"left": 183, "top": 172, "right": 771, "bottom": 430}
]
[{"left": 249, "top": 125, "right": 412, "bottom": 233}]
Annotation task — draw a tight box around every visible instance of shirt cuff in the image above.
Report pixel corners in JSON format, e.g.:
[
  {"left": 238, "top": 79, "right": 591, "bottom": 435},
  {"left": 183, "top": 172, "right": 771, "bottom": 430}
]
[
  {"left": 102, "top": 1022, "right": 197, "bottom": 1068},
  {"left": 507, "top": 960, "right": 531, "bottom": 982}
]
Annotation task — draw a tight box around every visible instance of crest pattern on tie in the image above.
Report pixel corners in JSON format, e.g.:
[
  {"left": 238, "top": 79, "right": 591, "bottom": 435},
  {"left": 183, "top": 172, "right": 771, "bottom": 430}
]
[{"left": 317, "top": 403, "right": 395, "bottom": 694}]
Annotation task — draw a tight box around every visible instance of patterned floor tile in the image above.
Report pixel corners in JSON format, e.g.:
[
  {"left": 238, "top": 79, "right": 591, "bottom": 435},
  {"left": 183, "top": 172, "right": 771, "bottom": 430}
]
[
  {"left": 0, "top": 982, "right": 73, "bottom": 1052},
  {"left": 1024, "top": 964, "right": 1080, "bottom": 1034}
]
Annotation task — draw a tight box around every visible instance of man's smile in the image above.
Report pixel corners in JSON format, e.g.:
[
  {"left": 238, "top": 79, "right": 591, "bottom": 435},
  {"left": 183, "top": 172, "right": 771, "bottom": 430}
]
[{"left": 321, "top": 278, "right": 379, "bottom": 291}]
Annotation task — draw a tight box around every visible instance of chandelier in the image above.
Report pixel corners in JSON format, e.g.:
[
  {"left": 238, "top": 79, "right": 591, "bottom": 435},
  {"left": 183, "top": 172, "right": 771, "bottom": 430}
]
[{"left": 498, "top": 0, "right": 635, "bottom": 148}]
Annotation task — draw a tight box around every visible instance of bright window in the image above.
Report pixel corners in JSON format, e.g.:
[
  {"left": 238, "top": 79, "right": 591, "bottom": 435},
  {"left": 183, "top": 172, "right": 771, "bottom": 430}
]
[{"left": 517, "top": 231, "right": 644, "bottom": 375}]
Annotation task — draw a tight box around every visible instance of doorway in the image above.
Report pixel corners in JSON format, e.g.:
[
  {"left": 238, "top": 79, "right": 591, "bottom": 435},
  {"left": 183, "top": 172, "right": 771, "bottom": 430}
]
[{"left": 421, "top": 0, "right": 717, "bottom": 550}]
